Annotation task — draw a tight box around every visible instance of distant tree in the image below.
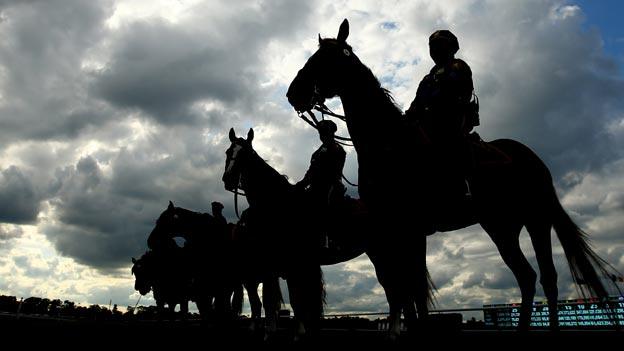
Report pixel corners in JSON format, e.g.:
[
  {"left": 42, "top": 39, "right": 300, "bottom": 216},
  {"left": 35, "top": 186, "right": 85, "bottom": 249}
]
[
  {"left": 22, "top": 297, "right": 43, "bottom": 314},
  {"left": 136, "top": 305, "right": 158, "bottom": 320},
  {"left": 48, "top": 299, "right": 62, "bottom": 316},
  {"left": 0, "top": 295, "right": 18, "bottom": 312},
  {"left": 124, "top": 306, "right": 135, "bottom": 317},
  {"left": 61, "top": 300, "right": 76, "bottom": 317},
  {"left": 87, "top": 304, "right": 102, "bottom": 320}
]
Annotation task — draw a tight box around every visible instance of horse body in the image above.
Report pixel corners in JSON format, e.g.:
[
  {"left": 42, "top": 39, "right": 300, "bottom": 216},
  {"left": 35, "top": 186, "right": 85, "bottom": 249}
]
[
  {"left": 147, "top": 201, "right": 285, "bottom": 336},
  {"left": 131, "top": 249, "right": 191, "bottom": 319},
  {"left": 223, "top": 128, "right": 371, "bottom": 338},
  {"left": 285, "top": 19, "right": 620, "bottom": 334}
]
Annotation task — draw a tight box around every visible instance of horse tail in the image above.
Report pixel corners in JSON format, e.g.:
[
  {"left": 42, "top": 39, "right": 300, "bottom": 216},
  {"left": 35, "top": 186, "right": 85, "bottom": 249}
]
[
  {"left": 320, "top": 267, "right": 327, "bottom": 309},
  {"left": 425, "top": 266, "right": 437, "bottom": 308},
  {"left": 551, "top": 190, "right": 621, "bottom": 299}
]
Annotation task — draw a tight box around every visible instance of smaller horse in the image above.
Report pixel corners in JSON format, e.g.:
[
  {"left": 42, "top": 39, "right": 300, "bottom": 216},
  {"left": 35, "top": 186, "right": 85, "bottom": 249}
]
[
  {"left": 148, "top": 201, "right": 284, "bottom": 335},
  {"left": 131, "top": 249, "right": 191, "bottom": 320},
  {"left": 223, "top": 128, "right": 376, "bottom": 340},
  {"left": 231, "top": 207, "right": 284, "bottom": 337}
]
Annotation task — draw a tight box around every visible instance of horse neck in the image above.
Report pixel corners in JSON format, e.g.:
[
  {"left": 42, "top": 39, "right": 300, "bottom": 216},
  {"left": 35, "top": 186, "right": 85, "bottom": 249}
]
[
  {"left": 339, "top": 63, "right": 404, "bottom": 156},
  {"left": 242, "top": 151, "right": 291, "bottom": 208}
]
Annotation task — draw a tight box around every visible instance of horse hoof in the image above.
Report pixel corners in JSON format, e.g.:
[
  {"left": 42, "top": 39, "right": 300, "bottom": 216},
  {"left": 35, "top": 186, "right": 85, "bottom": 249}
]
[{"left": 386, "top": 332, "right": 400, "bottom": 343}]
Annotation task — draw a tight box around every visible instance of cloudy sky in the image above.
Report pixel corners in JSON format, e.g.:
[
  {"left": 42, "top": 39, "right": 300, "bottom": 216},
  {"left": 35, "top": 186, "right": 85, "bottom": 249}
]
[{"left": 1, "top": 0, "right": 623, "bottom": 317}]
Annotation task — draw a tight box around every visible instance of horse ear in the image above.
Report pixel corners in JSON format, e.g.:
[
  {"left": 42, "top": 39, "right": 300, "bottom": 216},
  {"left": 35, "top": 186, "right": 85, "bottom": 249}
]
[
  {"left": 318, "top": 33, "right": 322, "bottom": 44},
  {"left": 168, "top": 200, "right": 174, "bottom": 210},
  {"left": 229, "top": 128, "right": 236, "bottom": 142},
  {"left": 132, "top": 257, "right": 136, "bottom": 264},
  {"left": 337, "top": 19, "right": 349, "bottom": 43},
  {"left": 247, "top": 128, "right": 254, "bottom": 143}
]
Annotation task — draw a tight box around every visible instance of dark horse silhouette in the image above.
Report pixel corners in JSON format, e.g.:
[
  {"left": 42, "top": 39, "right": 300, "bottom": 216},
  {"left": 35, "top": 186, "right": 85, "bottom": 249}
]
[
  {"left": 131, "top": 248, "right": 191, "bottom": 319},
  {"left": 286, "top": 19, "right": 621, "bottom": 334},
  {"left": 223, "top": 128, "right": 374, "bottom": 338},
  {"left": 147, "top": 201, "right": 285, "bottom": 334},
  {"left": 146, "top": 202, "right": 240, "bottom": 320}
]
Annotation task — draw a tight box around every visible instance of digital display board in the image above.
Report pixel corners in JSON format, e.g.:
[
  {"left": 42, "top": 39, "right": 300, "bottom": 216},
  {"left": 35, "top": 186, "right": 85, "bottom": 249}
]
[{"left": 483, "top": 296, "right": 624, "bottom": 328}]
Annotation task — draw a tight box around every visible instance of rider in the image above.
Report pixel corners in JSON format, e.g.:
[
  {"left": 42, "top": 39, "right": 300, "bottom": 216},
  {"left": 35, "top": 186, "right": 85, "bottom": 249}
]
[
  {"left": 405, "top": 29, "right": 479, "bottom": 198},
  {"left": 296, "top": 120, "right": 346, "bottom": 244},
  {"left": 211, "top": 201, "right": 229, "bottom": 243}
]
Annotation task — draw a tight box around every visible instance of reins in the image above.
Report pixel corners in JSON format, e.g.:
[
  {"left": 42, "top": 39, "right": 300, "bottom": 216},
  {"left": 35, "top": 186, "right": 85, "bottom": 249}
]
[{"left": 227, "top": 178, "right": 246, "bottom": 220}]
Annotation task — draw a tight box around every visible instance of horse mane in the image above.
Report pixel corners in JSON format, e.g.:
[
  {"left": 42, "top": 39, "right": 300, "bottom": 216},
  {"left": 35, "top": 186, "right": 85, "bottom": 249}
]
[
  {"left": 352, "top": 60, "right": 404, "bottom": 120},
  {"left": 320, "top": 38, "right": 403, "bottom": 120},
  {"left": 249, "top": 150, "right": 292, "bottom": 192}
]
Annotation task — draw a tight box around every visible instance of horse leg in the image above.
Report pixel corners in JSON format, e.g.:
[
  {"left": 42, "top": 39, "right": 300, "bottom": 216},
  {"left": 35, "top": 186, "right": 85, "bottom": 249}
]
[
  {"left": 413, "top": 234, "right": 429, "bottom": 324},
  {"left": 180, "top": 299, "right": 189, "bottom": 321},
  {"left": 369, "top": 253, "right": 403, "bottom": 340},
  {"left": 156, "top": 300, "right": 165, "bottom": 322},
  {"left": 232, "top": 283, "right": 244, "bottom": 318},
  {"left": 244, "top": 280, "right": 262, "bottom": 332},
  {"left": 263, "top": 277, "right": 281, "bottom": 340},
  {"left": 484, "top": 223, "right": 537, "bottom": 331},
  {"left": 167, "top": 302, "right": 176, "bottom": 321},
  {"left": 527, "top": 221, "right": 559, "bottom": 331},
  {"left": 286, "top": 276, "right": 306, "bottom": 340}
]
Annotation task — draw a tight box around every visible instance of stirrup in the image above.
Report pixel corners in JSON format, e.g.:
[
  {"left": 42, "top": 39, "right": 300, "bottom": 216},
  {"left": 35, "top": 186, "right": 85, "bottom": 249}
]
[
  {"left": 464, "top": 179, "right": 473, "bottom": 197},
  {"left": 322, "top": 234, "right": 329, "bottom": 249}
]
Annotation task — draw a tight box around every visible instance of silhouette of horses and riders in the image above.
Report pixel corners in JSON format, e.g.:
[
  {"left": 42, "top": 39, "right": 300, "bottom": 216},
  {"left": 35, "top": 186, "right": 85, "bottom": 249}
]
[{"left": 132, "top": 19, "right": 621, "bottom": 340}]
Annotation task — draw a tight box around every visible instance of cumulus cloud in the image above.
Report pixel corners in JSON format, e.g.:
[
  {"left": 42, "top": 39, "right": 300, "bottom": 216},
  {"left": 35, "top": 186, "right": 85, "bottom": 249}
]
[
  {"left": 0, "top": 0, "right": 115, "bottom": 146},
  {"left": 0, "top": 224, "right": 22, "bottom": 243},
  {"left": 91, "top": 0, "right": 313, "bottom": 126},
  {"left": 0, "top": 0, "right": 623, "bottom": 314},
  {"left": 0, "top": 166, "right": 42, "bottom": 224}
]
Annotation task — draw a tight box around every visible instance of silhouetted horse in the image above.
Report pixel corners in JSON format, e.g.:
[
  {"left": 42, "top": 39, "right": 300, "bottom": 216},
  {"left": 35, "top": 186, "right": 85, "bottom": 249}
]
[
  {"left": 230, "top": 207, "right": 285, "bottom": 337},
  {"left": 223, "top": 128, "right": 373, "bottom": 339},
  {"left": 147, "top": 201, "right": 241, "bottom": 321},
  {"left": 286, "top": 19, "right": 621, "bottom": 334},
  {"left": 148, "top": 202, "right": 285, "bottom": 334},
  {"left": 131, "top": 249, "right": 191, "bottom": 319}
]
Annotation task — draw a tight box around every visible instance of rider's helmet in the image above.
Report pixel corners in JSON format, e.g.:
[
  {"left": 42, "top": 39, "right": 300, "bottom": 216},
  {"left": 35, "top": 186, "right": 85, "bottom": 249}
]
[
  {"left": 429, "top": 30, "right": 459, "bottom": 64},
  {"left": 317, "top": 119, "right": 338, "bottom": 134}
]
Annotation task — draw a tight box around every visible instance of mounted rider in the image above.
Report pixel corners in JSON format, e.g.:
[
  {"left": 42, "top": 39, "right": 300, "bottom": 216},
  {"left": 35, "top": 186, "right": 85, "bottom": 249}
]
[
  {"left": 211, "top": 201, "right": 230, "bottom": 245},
  {"left": 296, "top": 120, "right": 346, "bottom": 205},
  {"left": 405, "top": 29, "right": 479, "bottom": 199},
  {"left": 296, "top": 120, "right": 346, "bottom": 244}
]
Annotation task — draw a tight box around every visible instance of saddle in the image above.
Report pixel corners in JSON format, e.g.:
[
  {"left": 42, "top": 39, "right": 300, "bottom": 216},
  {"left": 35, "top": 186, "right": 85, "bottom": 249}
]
[
  {"left": 467, "top": 132, "right": 512, "bottom": 168},
  {"left": 422, "top": 133, "right": 513, "bottom": 233}
]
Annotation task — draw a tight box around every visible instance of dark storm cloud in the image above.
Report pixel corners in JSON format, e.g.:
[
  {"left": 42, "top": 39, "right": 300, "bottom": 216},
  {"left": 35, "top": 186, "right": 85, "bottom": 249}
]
[
  {"left": 92, "top": 0, "right": 314, "bottom": 126},
  {"left": 42, "top": 123, "right": 240, "bottom": 270},
  {"left": 0, "top": 0, "right": 115, "bottom": 147},
  {"left": 0, "top": 166, "right": 41, "bottom": 224},
  {"left": 0, "top": 0, "right": 317, "bottom": 271}
]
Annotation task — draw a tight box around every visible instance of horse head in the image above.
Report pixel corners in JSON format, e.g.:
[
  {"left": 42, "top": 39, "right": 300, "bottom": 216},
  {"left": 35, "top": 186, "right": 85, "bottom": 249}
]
[
  {"left": 148, "top": 201, "right": 215, "bottom": 250},
  {"left": 146, "top": 201, "right": 187, "bottom": 249},
  {"left": 223, "top": 127, "right": 255, "bottom": 192},
  {"left": 287, "top": 19, "right": 358, "bottom": 113},
  {"left": 131, "top": 253, "right": 153, "bottom": 296}
]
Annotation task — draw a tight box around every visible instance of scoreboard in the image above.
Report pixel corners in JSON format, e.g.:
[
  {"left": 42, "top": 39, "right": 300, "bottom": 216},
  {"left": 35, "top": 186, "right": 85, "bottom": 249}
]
[{"left": 483, "top": 296, "right": 624, "bottom": 328}]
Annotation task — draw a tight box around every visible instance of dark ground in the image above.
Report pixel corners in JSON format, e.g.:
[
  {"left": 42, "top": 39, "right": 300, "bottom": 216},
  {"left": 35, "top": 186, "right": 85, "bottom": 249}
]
[{"left": 2, "top": 313, "right": 622, "bottom": 349}]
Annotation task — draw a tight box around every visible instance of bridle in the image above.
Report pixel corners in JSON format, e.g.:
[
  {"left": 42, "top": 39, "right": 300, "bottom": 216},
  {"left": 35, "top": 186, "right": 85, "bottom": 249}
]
[{"left": 225, "top": 144, "right": 248, "bottom": 220}]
